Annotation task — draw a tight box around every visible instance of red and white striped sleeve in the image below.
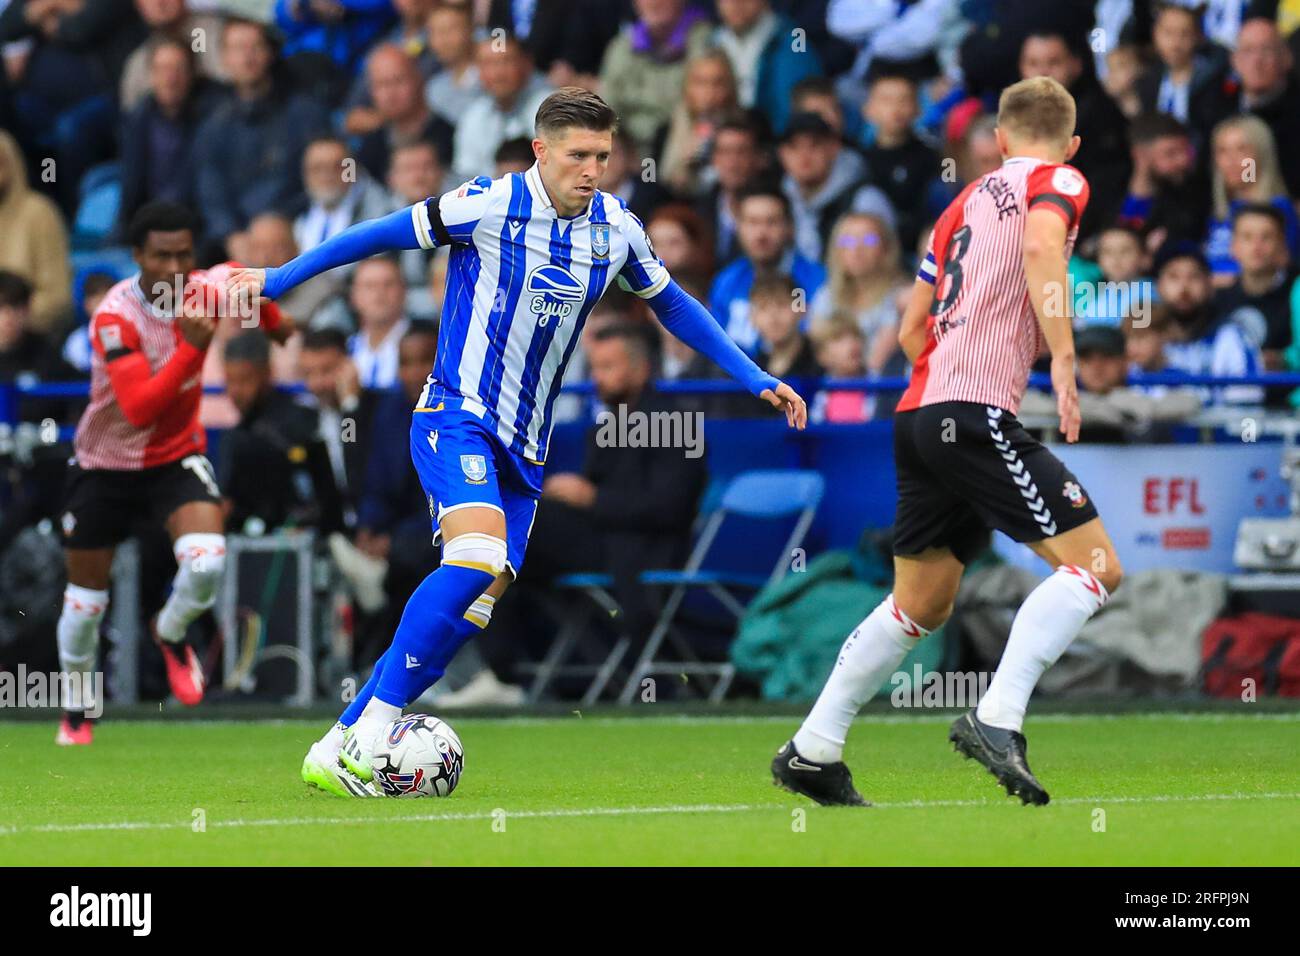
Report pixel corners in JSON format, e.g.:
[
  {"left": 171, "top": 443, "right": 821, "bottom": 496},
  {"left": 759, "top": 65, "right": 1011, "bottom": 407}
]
[{"left": 93, "top": 308, "right": 205, "bottom": 429}]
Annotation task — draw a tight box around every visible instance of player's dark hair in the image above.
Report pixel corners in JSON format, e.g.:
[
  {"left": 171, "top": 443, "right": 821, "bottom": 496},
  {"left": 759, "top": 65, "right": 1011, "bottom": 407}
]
[
  {"left": 1129, "top": 111, "right": 1190, "bottom": 145},
  {"left": 223, "top": 330, "right": 271, "bottom": 366},
  {"left": 494, "top": 136, "right": 536, "bottom": 168},
  {"left": 735, "top": 182, "right": 792, "bottom": 221},
  {"left": 127, "top": 201, "right": 197, "bottom": 249},
  {"left": 535, "top": 87, "right": 618, "bottom": 138},
  {"left": 0, "top": 269, "right": 33, "bottom": 309},
  {"left": 1232, "top": 201, "right": 1287, "bottom": 235},
  {"left": 300, "top": 327, "right": 349, "bottom": 353}
]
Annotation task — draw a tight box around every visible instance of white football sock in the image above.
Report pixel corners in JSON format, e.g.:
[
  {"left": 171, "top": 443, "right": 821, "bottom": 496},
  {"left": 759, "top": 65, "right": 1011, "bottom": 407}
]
[
  {"left": 157, "top": 533, "right": 226, "bottom": 642},
  {"left": 793, "top": 595, "right": 930, "bottom": 764},
  {"left": 57, "top": 585, "right": 109, "bottom": 712},
  {"left": 312, "top": 721, "right": 347, "bottom": 762},
  {"left": 976, "top": 565, "right": 1109, "bottom": 732},
  {"left": 353, "top": 698, "right": 402, "bottom": 752}
]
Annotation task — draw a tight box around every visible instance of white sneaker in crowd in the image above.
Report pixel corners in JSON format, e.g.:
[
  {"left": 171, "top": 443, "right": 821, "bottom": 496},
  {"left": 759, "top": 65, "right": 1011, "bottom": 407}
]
[
  {"left": 434, "top": 669, "right": 526, "bottom": 709},
  {"left": 328, "top": 532, "right": 388, "bottom": 614}
]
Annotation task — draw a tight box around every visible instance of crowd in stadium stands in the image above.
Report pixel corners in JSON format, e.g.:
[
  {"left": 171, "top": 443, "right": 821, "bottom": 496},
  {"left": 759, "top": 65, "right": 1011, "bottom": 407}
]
[{"left": 4, "top": 2, "right": 1300, "bottom": 684}]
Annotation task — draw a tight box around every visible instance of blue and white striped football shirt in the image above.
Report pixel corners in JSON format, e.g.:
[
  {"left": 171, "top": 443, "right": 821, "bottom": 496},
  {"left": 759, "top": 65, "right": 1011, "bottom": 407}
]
[{"left": 411, "top": 163, "right": 669, "bottom": 463}]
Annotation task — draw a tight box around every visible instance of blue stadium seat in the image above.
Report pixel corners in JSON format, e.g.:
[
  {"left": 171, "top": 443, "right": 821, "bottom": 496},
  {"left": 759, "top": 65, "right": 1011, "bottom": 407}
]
[
  {"left": 70, "top": 248, "right": 135, "bottom": 287},
  {"left": 71, "top": 162, "right": 122, "bottom": 250}
]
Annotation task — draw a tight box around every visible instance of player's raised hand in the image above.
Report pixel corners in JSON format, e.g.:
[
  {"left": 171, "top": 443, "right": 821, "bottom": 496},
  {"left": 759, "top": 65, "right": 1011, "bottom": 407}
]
[
  {"left": 761, "top": 381, "right": 807, "bottom": 430},
  {"left": 227, "top": 267, "right": 266, "bottom": 305},
  {"left": 178, "top": 308, "right": 217, "bottom": 350},
  {"left": 1051, "top": 353, "right": 1081, "bottom": 443},
  {"left": 226, "top": 267, "right": 267, "bottom": 328}
]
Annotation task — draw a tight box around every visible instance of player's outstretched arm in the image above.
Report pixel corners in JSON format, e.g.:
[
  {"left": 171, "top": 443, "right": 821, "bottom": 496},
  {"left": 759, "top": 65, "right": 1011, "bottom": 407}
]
[
  {"left": 97, "top": 308, "right": 216, "bottom": 428},
  {"left": 646, "top": 279, "right": 807, "bottom": 429},
  {"left": 1023, "top": 206, "right": 1080, "bottom": 442},
  {"left": 228, "top": 205, "right": 425, "bottom": 302}
]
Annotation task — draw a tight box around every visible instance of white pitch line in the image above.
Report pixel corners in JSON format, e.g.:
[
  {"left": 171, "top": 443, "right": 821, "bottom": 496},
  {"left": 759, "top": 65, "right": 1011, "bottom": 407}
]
[
  {"left": 480, "top": 712, "right": 1300, "bottom": 728},
  {"left": 1, "top": 792, "right": 1296, "bottom": 838},
  {"left": 0, "top": 803, "right": 768, "bottom": 836}
]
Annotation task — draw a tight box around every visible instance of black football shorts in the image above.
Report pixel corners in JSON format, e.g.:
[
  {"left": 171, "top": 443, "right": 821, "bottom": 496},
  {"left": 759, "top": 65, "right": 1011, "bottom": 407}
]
[
  {"left": 892, "top": 401, "right": 1099, "bottom": 564},
  {"left": 60, "top": 454, "right": 222, "bottom": 550}
]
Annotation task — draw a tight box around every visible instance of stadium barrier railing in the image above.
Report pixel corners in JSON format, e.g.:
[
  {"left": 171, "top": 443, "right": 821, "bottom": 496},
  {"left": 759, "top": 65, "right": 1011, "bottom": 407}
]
[
  {"left": 2, "top": 373, "right": 1299, "bottom": 454},
  {"left": 4, "top": 370, "right": 1300, "bottom": 416}
]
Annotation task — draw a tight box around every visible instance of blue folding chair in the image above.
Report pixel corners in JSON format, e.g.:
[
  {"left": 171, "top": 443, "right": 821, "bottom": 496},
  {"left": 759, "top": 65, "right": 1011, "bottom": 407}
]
[
  {"left": 613, "top": 469, "right": 825, "bottom": 704},
  {"left": 521, "top": 573, "right": 632, "bottom": 706}
]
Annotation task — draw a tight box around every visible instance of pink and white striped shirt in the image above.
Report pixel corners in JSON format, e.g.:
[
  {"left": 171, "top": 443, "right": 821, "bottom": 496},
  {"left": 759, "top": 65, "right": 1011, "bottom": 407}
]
[
  {"left": 73, "top": 263, "right": 282, "bottom": 471},
  {"left": 898, "top": 157, "right": 1090, "bottom": 415}
]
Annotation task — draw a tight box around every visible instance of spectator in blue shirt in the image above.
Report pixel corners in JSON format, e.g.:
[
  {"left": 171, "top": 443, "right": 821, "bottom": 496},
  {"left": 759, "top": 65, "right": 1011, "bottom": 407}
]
[
  {"left": 709, "top": 183, "right": 826, "bottom": 355},
  {"left": 1075, "top": 224, "right": 1155, "bottom": 328},
  {"left": 274, "top": 0, "right": 396, "bottom": 78},
  {"left": 1154, "top": 241, "right": 1263, "bottom": 406}
]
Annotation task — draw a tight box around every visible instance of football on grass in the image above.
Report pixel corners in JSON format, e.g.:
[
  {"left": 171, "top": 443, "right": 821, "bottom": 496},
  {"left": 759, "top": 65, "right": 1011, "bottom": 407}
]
[{"left": 371, "top": 714, "right": 464, "bottom": 798}]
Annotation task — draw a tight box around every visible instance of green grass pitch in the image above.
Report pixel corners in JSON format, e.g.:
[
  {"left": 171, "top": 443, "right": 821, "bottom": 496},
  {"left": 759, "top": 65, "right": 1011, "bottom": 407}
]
[{"left": 2, "top": 713, "right": 1297, "bottom": 865}]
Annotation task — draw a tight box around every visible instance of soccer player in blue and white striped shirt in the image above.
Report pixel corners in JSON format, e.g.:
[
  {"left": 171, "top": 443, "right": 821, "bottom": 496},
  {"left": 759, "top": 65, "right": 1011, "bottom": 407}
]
[{"left": 230, "top": 88, "right": 806, "bottom": 796}]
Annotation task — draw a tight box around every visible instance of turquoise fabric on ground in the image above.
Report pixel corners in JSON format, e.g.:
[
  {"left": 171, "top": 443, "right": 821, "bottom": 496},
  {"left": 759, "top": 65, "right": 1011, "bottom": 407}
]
[{"left": 730, "top": 547, "right": 947, "bottom": 702}]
